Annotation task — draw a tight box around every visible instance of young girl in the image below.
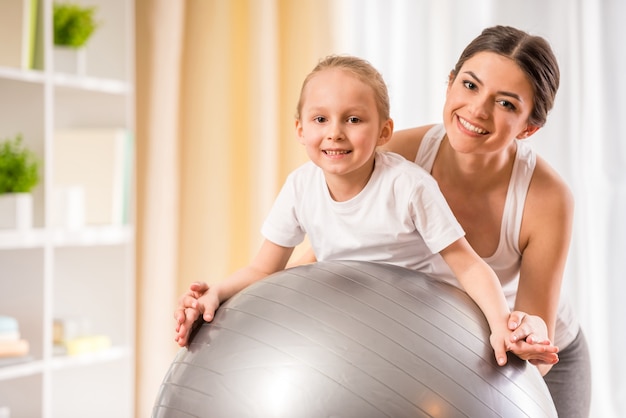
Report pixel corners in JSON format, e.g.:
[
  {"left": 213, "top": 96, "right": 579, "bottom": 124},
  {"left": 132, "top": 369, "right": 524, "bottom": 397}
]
[{"left": 175, "top": 54, "right": 557, "bottom": 368}]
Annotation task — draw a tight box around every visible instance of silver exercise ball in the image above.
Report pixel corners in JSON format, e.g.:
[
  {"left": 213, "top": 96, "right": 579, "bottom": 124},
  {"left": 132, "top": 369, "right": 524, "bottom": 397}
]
[{"left": 153, "top": 260, "right": 557, "bottom": 418}]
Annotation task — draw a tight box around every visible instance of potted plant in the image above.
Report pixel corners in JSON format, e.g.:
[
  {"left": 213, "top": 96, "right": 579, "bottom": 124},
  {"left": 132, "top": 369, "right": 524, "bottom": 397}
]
[
  {"left": 0, "top": 134, "right": 40, "bottom": 230},
  {"left": 53, "top": 2, "right": 100, "bottom": 74}
]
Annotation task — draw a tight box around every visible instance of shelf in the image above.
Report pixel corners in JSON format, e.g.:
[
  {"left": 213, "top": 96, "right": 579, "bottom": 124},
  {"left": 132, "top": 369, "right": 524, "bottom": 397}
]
[
  {"left": 0, "top": 358, "right": 43, "bottom": 381},
  {"left": 51, "top": 225, "right": 134, "bottom": 247},
  {"left": 53, "top": 73, "right": 132, "bottom": 95},
  {"left": 0, "top": 228, "right": 47, "bottom": 249},
  {"left": 0, "top": 346, "right": 130, "bottom": 382},
  {"left": 0, "top": 66, "right": 131, "bottom": 95},
  {"left": 0, "top": 225, "right": 133, "bottom": 249},
  {"left": 50, "top": 346, "right": 131, "bottom": 371},
  {"left": 0, "top": 66, "right": 46, "bottom": 84}
]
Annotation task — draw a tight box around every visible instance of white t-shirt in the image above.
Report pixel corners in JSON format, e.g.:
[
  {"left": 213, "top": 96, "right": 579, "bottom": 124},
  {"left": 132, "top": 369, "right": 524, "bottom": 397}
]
[{"left": 261, "top": 151, "right": 465, "bottom": 272}]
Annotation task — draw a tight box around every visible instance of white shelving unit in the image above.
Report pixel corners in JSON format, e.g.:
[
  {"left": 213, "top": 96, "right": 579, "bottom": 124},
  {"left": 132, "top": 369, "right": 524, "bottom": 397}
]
[{"left": 0, "top": 1, "right": 135, "bottom": 417}]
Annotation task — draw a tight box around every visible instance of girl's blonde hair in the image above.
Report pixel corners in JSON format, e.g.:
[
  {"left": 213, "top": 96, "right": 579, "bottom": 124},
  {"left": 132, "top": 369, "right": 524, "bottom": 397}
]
[{"left": 295, "top": 55, "right": 390, "bottom": 121}]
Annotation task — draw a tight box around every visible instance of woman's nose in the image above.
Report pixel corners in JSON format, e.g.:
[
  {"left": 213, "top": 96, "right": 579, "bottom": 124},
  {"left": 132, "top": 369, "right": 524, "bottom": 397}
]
[{"left": 469, "top": 96, "right": 491, "bottom": 119}]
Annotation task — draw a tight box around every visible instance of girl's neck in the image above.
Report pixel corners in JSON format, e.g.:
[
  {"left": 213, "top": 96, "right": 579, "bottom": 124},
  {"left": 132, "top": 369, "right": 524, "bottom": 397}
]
[{"left": 325, "top": 157, "right": 376, "bottom": 202}]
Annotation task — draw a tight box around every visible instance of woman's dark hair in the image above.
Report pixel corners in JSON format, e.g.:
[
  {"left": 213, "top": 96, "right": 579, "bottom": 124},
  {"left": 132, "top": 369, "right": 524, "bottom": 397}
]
[{"left": 451, "top": 25, "right": 560, "bottom": 127}]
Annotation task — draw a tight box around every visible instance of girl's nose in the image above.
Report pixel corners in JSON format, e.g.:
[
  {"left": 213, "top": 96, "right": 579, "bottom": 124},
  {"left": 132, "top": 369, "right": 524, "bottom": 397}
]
[{"left": 326, "top": 122, "right": 344, "bottom": 141}]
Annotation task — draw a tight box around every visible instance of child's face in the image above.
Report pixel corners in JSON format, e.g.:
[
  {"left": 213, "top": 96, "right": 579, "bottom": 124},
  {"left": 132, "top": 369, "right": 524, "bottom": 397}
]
[{"left": 296, "top": 68, "right": 392, "bottom": 187}]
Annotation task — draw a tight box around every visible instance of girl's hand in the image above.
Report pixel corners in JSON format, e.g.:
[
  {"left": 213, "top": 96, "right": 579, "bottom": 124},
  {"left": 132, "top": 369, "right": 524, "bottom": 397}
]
[
  {"left": 490, "top": 325, "right": 513, "bottom": 367},
  {"left": 174, "top": 282, "right": 210, "bottom": 347}
]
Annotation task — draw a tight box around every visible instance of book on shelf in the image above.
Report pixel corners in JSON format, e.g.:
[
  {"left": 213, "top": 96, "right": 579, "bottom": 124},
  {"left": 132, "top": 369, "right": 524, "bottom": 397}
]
[
  {"left": 0, "top": 315, "right": 19, "bottom": 339},
  {"left": 55, "top": 335, "right": 112, "bottom": 356},
  {"left": 53, "top": 128, "right": 134, "bottom": 226},
  {"left": 0, "top": 315, "right": 29, "bottom": 359},
  {"left": 0, "top": 339, "right": 29, "bottom": 358},
  {"left": 0, "top": 330, "right": 20, "bottom": 342},
  {"left": 0, "top": 0, "right": 40, "bottom": 69},
  {"left": 53, "top": 317, "right": 111, "bottom": 356}
]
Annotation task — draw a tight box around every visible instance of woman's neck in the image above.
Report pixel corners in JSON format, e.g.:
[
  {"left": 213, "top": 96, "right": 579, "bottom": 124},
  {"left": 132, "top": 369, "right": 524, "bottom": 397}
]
[{"left": 433, "top": 136, "right": 517, "bottom": 192}]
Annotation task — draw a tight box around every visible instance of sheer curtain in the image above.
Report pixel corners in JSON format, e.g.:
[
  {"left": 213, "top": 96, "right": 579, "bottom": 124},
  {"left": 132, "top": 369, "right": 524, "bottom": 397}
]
[{"left": 331, "top": 0, "right": 625, "bottom": 416}]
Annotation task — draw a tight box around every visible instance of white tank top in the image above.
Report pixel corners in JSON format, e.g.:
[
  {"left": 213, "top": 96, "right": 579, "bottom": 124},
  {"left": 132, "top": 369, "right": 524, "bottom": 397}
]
[{"left": 416, "top": 125, "right": 578, "bottom": 348}]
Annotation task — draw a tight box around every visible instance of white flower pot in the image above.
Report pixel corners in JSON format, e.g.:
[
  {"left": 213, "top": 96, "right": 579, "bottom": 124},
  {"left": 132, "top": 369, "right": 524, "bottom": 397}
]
[
  {"left": 51, "top": 186, "right": 85, "bottom": 230},
  {"left": 54, "top": 46, "right": 86, "bottom": 75},
  {"left": 0, "top": 193, "right": 34, "bottom": 230}
]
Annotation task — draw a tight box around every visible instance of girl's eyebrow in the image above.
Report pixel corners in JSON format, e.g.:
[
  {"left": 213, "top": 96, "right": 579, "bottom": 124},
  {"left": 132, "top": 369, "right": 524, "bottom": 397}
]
[{"left": 462, "top": 70, "right": 522, "bottom": 102}]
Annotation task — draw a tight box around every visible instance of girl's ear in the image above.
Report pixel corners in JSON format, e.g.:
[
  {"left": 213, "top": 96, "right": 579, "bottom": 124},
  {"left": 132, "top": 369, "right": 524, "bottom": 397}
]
[
  {"left": 516, "top": 125, "right": 540, "bottom": 139},
  {"left": 295, "top": 119, "right": 305, "bottom": 145},
  {"left": 377, "top": 118, "right": 394, "bottom": 146}
]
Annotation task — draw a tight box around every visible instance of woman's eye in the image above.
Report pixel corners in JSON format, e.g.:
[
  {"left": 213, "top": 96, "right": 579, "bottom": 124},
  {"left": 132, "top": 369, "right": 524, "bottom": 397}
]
[
  {"left": 463, "top": 80, "right": 477, "bottom": 90},
  {"left": 314, "top": 116, "right": 327, "bottom": 123},
  {"left": 497, "top": 100, "right": 517, "bottom": 111},
  {"left": 347, "top": 117, "right": 361, "bottom": 124}
]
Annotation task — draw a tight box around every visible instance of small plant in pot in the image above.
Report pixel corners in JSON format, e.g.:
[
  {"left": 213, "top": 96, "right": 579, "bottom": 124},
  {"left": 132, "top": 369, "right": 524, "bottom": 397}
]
[
  {"left": 53, "top": 2, "right": 100, "bottom": 49},
  {"left": 0, "top": 134, "right": 40, "bottom": 229},
  {"left": 53, "top": 2, "right": 100, "bottom": 74}
]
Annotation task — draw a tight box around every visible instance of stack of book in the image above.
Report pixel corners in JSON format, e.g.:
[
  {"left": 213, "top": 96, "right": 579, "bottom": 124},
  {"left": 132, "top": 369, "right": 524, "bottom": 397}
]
[
  {"left": 0, "top": 315, "right": 29, "bottom": 365},
  {"left": 53, "top": 317, "right": 111, "bottom": 356}
]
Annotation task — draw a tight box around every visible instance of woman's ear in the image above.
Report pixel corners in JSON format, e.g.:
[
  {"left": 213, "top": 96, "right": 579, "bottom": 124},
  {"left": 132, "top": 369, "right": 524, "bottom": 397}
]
[
  {"left": 377, "top": 118, "right": 394, "bottom": 146},
  {"left": 516, "top": 125, "right": 540, "bottom": 139},
  {"left": 447, "top": 70, "right": 456, "bottom": 88}
]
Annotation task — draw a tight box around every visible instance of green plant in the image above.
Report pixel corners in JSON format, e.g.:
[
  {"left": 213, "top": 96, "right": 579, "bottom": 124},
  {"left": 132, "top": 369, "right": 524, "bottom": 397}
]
[
  {"left": 0, "top": 134, "right": 40, "bottom": 194},
  {"left": 53, "top": 3, "right": 99, "bottom": 48}
]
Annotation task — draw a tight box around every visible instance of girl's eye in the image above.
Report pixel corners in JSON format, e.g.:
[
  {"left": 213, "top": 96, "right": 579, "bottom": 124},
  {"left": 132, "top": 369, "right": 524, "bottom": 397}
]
[
  {"left": 314, "top": 116, "right": 327, "bottom": 123},
  {"left": 463, "top": 80, "right": 477, "bottom": 90},
  {"left": 347, "top": 117, "right": 361, "bottom": 124},
  {"left": 497, "top": 100, "right": 517, "bottom": 111}
]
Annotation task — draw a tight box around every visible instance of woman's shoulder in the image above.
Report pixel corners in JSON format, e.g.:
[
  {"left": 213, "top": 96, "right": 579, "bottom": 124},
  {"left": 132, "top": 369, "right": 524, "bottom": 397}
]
[
  {"left": 384, "top": 124, "right": 438, "bottom": 161},
  {"left": 524, "top": 154, "right": 575, "bottom": 232},
  {"left": 529, "top": 155, "right": 574, "bottom": 204},
  {"left": 377, "top": 150, "right": 431, "bottom": 178}
]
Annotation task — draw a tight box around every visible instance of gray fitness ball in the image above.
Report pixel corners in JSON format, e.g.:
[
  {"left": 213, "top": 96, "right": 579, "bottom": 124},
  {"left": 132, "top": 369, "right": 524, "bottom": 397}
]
[{"left": 153, "top": 260, "right": 557, "bottom": 418}]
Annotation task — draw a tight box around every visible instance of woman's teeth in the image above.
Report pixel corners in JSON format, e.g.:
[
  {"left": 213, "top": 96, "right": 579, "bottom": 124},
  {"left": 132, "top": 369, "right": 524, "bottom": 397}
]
[{"left": 459, "top": 117, "right": 488, "bottom": 134}]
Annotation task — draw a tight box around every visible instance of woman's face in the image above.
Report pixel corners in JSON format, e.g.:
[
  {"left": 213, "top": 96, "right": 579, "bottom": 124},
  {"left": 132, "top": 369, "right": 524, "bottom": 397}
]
[{"left": 443, "top": 51, "right": 538, "bottom": 155}]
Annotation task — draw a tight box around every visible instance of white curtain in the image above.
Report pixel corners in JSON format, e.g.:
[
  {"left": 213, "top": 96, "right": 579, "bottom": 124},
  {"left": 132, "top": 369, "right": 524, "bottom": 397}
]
[{"left": 331, "top": 0, "right": 626, "bottom": 416}]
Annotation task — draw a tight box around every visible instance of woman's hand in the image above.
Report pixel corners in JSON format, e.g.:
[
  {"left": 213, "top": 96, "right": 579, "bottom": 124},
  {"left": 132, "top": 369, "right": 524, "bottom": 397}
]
[
  {"left": 507, "top": 311, "right": 559, "bottom": 370},
  {"left": 509, "top": 311, "right": 552, "bottom": 344},
  {"left": 174, "top": 282, "right": 210, "bottom": 347}
]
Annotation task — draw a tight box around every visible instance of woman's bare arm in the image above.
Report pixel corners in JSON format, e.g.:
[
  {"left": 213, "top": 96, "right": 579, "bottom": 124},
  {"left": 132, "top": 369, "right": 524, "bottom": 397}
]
[{"left": 513, "top": 156, "right": 575, "bottom": 373}]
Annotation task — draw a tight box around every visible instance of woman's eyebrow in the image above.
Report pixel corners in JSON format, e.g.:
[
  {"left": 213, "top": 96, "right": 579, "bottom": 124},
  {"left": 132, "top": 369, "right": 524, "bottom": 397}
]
[{"left": 463, "top": 70, "right": 522, "bottom": 101}]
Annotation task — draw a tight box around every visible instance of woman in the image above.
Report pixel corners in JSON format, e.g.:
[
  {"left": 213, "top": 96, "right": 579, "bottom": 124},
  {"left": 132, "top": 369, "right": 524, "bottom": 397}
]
[
  {"left": 383, "top": 25, "right": 590, "bottom": 417},
  {"left": 175, "top": 26, "right": 591, "bottom": 417}
]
